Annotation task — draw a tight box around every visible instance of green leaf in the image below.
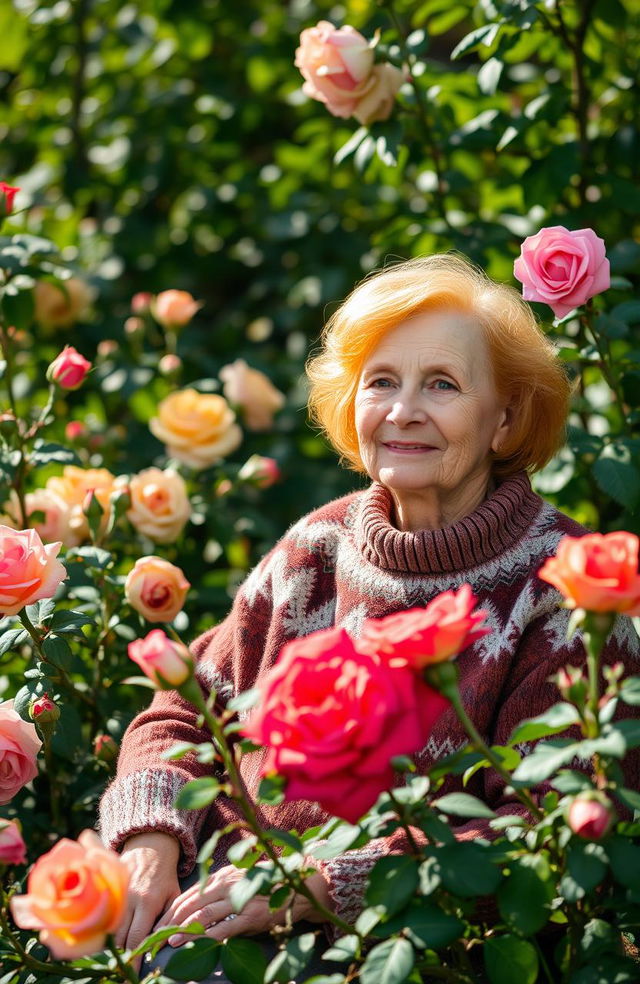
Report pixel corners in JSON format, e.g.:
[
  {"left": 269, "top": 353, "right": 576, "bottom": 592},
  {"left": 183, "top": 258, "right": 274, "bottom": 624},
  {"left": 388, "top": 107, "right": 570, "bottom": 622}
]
[
  {"left": 606, "top": 837, "right": 640, "bottom": 889},
  {"left": 508, "top": 702, "right": 580, "bottom": 745},
  {"left": 308, "top": 823, "right": 365, "bottom": 860},
  {"left": 0, "top": 627, "right": 29, "bottom": 657},
  {"left": 334, "top": 128, "right": 368, "bottom": 167},
  {"left": 321, "top": 934, "right": 360, "bottom": 963},
  {"left": 360, "top": 938, "right": 415, "bottom": 984},
  {"left": 229, "top": 865, "right": 273, "bottom": 912},
  {"left": 164, "top": 939, "right": 220, "bottom": 981},
  {"left": 615, "top": 787, "right": 640, "bottom": 812},
  {"left": 478, "top": 57, "right": 503, "bottom": 95},
  {"left": 484, "top": 935, "right": 538, "bottom": 984},
  {"left": 379, "top": 902, "right": 464, "bottom": 950},
  {"left": 258, "top": 774, "right": 286, "bottom": 806},
  {"left": 41, "top": 634, "right": 73, "bottom": 670},
  {"left": 365, "top": 856, "right": 420, "bottom": 917},
  {"left": 1, "top": 288, "right": 34, "bottom": 332},
  {"left": 432, "top": 792, "right": 497, "bottom": 819},
  {"left": 451, "top": 23, "right": 502, "bottom": 60},
  {"left": 0, "top": 5, "right": 29, "bottom": 70},
  {"left": 264, "top": 933, "right": 316, "bottom": 983},
  {"left": 593, "top": 448, "right": 640, "bottom": 510},
  {"left": 220, "top": 938, "right": 268, "bottom": 984},
  {"left": 433, "top": 842, "right": 502, "bottom": 898},
  {"left": 30, "top": 442, "right": 79, "bottom": 467},
  {"left": 48, "top": 610, "right": 95, "bottom": 634},
  {"left": 226, "top": 688, "right": 259, "bottom": 713},
  {"left": 511, "top": 739, "right": 576, "bottom": 784},
  {"left": 497, "top": 854, "right": 554, "bottom": 934},
  {"left": 174, "top": 777, "right": 221, "bottom": 810},
  {"left": 559, "top": 842, "right": 608, "bottom": 902},
  {"left": 619, "top": 677, "right": 640, "bottom": 706}
]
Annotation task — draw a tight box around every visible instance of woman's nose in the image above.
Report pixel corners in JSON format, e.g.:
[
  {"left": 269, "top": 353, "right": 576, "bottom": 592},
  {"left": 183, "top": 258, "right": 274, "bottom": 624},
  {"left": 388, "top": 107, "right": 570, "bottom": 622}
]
[{"left": 386, "top": 396, "right": 426, "bottom": 426}]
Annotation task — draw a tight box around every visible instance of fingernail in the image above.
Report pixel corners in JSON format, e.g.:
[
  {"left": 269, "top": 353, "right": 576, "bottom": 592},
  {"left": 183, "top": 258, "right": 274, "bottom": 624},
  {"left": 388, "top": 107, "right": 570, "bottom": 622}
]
[{"left": 168, "top": 934, "right": 182, "bottom": 947}]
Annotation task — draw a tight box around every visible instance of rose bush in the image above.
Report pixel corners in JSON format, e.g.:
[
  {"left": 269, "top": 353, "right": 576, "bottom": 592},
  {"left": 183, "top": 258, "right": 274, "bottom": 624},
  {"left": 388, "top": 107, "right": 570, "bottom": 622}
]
[
  {"left": 295, "top": 20, "right": 403, "bottom": 124},
  {"left": 513, "top": 225, "right": 610, "bottom": 319},
  {"left": 124, "top": 554, "right": 190, "bottom": 622},
  {"left": 242, "top": 625, "right": 449, "bottom": 822},
  {"left": 0, "top": 700, "right": 41, "bottom": 805},
  {"left": 10, "top": 829, "right": 129, "bottom": 959},
  {"left": 149, "top": 388, "right": 242, "bottom": 468},
  {"left": 0, "top": 526, "right": 67, "bottom": 615},
  {"left": 538, "top": 531, "right": 640, "bottom": 614}
]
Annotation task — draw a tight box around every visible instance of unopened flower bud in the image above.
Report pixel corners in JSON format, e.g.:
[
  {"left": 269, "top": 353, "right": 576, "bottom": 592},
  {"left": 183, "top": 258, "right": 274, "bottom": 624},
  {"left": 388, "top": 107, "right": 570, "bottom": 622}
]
[
  {"left": 65, "top": 420, "right": 88, "bottom": 441},
  {"left": 567, "top": 792, "right": 616, "bottom": 840},
  {"left": 158, "top": 353, "right": 182, "bottom": 376},
  {"left": 131, "top": 292, "right": 153, "bottom": 315},
  {"left": 29, "top": 692, "right": 60, "bottom": 725},
  {"left": 238, "top": 454, "right": 281, "bottom": 489},
  {"left": 47, "top": 345, "right": 92, "bottom": 391},
  {"left": 124, "top": 316, "right": 144, "bottom": 338},
  {"left": 554, "top": 665, "right": 589, "bottom": 705},
  {"left": 93, "top": 733, "right": 118, "bottom": 764},
  {"left": 0, "top": 182, "right": 20, "bottom": 219},
  {"left": 97, "top": 339, "right": 118, "bottom": 359}
]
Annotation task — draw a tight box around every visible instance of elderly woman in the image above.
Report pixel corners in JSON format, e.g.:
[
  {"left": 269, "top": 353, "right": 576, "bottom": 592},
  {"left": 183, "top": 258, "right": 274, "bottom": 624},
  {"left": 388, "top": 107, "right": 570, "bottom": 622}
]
[{"left": 99, "top": 254, "right": 638, "bottom": 974}]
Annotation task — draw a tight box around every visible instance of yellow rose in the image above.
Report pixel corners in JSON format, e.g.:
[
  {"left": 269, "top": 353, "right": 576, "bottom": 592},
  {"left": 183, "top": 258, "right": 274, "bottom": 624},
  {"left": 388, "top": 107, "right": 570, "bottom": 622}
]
[
  {"left": 149, "top": 388, "right": 242, "bottom": 470},
  {"left": 33, "top": 278, "right": 93, "bottom": 329},
  {"left": 219, "top": 359, "right": 285, "bottom": 431},
  {"left": 124, "top": 555, "right": 190, "bottom": 623},
  {"left": 127, "top": 468, "right": 191, "bottom": 544},
  {"left": 45, "top": 466, "right": 117, "bottom": 543}
]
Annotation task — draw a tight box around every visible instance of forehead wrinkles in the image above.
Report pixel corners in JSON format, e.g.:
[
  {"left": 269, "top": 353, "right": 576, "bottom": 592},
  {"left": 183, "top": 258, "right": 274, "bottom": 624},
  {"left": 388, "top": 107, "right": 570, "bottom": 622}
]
[{"left": 364, "top": 333, "right": 491, "bottom": 384}]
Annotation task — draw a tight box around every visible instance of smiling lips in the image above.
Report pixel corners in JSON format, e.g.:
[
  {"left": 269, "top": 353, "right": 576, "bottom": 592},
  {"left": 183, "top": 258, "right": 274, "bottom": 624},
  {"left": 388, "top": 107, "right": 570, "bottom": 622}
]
[{"left": 382, "top": 441, "right": 439, "bottom": 452}]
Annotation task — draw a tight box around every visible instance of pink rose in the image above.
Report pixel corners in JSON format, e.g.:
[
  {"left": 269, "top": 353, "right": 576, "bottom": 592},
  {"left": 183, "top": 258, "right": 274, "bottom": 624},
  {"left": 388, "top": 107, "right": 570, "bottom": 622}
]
[
  {"left": 359, "top": 584, "right": 490, "bottom": 668},
  {"left": 128, "top": 628, "right": 193, "bottom": 688},
  {"left": 10, "top": 829, "right": 129, "bottom": 959},
  {"left": 131, "top": 291, "right": 153, "bottom": 314},
  {"left": 0, "top": 182, "right": 20, "bottom": 218},
  {"left": 47, "top": 345, "right": 92, "bottom": 391},
  {"left": 238, "top": 454, "right": 281, "bottom": 489},
  {"left": 0, "top": 700, "right": 42, "bottom": 804},
  {"left": 0, "top": 819, "right": 27, "bottom": 865},
  {"left": 295, "top": 21, "right": 403, "bottom": 125},
  {"left": 0, "top": 525, "right": 67, "bottom": 616},
  {"left": 514, "top": 225, "right": 610, "bottom": 319},
  {"left": 243, "top": 626, "right": 449, "bottom": 823},
  {"left": 152, "top": 289, "right": 201, "bottom": 328},
  {"left": 219, "top": 359, "right": 285, "bottom": 431},
  {"left": 93, "top": 733, "right": 118, "bottom": 763},
  {"left": 124, "top": 555, "right": 190, "bottom": 623},
  {"left": 65, "top": 421, "right": 87, "bottom": 441},
  {"left": 567, "top": 792, "right": 615, "bottom": 840},
  {"left": 538, "top": 532, "right": 640, "bottom": 615}
]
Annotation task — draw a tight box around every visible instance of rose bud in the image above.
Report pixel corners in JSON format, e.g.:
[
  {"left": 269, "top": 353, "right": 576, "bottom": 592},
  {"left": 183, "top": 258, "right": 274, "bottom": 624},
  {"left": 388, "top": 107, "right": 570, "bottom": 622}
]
[
  {"left": 29, "top": 693, "right": 61, "bottom": 725},
  {"left": 47, "top": 345, "right": 92, "bottom": 391},
  {"left": 158, "top": 353, "right": 182, "bottom": 376},
  {"left": 238, "top": 454, "right": 281, "bottom": 489},
  {"left": 567, "top": 792, "right": 616, "bottom": 840},
  {"left": 97, "top": 339, "right": 118, "bottom": 359},
  {"left": 0, "top": 819, "right": 27, "bottom": 866},
  {"left": 554, "top": 665, "right": 589, "bottom": 705},
  {"left": 0, "top": 182, "right": 20, "bottom": 219},
  {"left": 131, "top": 291, "right": 153, "bottom": 315},
  {"left": 124, "top": 555, "right": 190, "bottom": 623},
  {"left": 128, "top": 629, "right": 193, "bottom": 688},
  {"left": 65, "top": 420, "right": 88, "bottom": 442},
  {"left": 153, "top": 290, "right": 202, "bottom": 329},
  {"left": 93, "top": 733, "right": 118, "bottom": 764},
  {"left": 124, "top": 316, "right": 145, "bottom": 337}
]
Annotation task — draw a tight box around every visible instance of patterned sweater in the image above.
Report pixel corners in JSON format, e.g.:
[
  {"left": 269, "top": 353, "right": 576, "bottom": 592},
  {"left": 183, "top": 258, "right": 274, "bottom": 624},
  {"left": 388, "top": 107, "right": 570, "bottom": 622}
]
[{"left": 99, "top": 473, "right": 639, "bottom": 926}]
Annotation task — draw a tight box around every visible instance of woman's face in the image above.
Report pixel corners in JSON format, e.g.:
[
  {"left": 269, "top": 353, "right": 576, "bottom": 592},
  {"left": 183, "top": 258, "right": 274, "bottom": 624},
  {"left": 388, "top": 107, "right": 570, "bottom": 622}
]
[{"left": 354, "top": 310, "right": 511, "bottom": 531}]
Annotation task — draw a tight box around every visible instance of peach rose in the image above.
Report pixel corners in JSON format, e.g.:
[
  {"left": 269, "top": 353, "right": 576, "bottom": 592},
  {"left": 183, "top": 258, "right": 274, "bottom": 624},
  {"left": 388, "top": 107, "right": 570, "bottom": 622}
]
[
  {"left": 152, "top": 289, "right": 202, "bottom": 328},
  {"left": 125, "top": 555, "right": 190, "bottom": 623},
  {"left": 149, "top": 388, "right": 242, "bottom": 469},
  {"left": 33, "top": 278, "right": 93, "bottom": 329},
  {"left": 128, "top": 628, "right": 193, "bottom": 687},
  {"left": 0, "top": 819, "right": 27, "bottom": 865},
  {"left": 0, "top": 526, "right": 66, "bottom": 617},
  {"left": 10, "top": 829, "right": 129, "bottom": 959},
  {"left": 295, "top": 21, "right": 403, "bottom": 124},
  {"left": 514, "top": 226, "right": 610, "bottom": 319},
  {"left": 538, "top": 532, "right": 640, "bottom": 615},
  {"left": 219, "top": 359, "right": 285, "bottom": 431},
  {"left": 0, "top": 700, "right": 42, "bottom": 804},
  {"left": 45, "top": 466, "right": 117, "bottom": 543},
  {"left": 2, "top": 488, "right": 79, "bottom": 548},
  {"left": 127, "top": 467, "right": 191, "bottom": 544}
]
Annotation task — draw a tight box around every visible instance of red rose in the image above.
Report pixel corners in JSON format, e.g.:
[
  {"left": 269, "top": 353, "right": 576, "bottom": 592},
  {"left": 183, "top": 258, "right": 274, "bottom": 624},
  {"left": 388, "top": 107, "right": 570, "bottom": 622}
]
[
  {"left": 0, "top": 182, "right": 20, "bottom": 218},
  {"left": 47, "top": 346, "right": 92, "bottom": 391},
  {"left": 539, "top": 532, "right": 640, "bottom": 615},
  {"left": 243, "top": 626, "right": 448, "bottom": 823},
  {"left": 358, "top": 584, "right": 490, "bottom": 669}
]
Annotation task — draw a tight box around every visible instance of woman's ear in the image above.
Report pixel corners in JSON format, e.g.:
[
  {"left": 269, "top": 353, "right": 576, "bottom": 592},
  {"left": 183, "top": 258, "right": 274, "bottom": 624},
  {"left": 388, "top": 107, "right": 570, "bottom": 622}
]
[{"left": 491, "top": 402, "right": 513, "bottom": 453}]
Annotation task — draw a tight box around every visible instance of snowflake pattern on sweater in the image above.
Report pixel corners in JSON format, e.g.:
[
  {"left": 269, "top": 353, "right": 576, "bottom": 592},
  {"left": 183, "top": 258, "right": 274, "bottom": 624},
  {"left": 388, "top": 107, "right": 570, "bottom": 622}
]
[{"left": 99, "top": 473, "right": 639, "bottom": 927}]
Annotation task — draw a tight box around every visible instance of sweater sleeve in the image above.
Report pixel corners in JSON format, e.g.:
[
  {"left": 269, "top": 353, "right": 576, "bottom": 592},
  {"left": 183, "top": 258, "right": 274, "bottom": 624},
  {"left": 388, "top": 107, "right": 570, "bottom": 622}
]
[{"left": 317, "top": 611, "right": 640, "bottom": 928}]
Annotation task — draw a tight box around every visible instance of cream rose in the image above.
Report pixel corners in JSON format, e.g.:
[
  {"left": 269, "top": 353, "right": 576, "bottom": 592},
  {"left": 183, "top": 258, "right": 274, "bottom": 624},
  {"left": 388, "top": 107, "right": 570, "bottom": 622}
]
[
  {"left": 149, "top": 388, "right": 242, "bottom": 469},
  {"left": 219, "top": 359, "right": 285, "bottom": 431},
  {"left": 127, "top": 467, "right": 191, "bottom": 544},
  {"left": 0, "top": 527, "right": 67, "bottom": 617},
  {"left": 33, "top": 278, "right": 93, "bottom": 329},
  {"left": 152, "top": 289, "right": 201, "bottom": 328},
  {"left": 124, "top": 555, "right": 190, "bottom": 623}
]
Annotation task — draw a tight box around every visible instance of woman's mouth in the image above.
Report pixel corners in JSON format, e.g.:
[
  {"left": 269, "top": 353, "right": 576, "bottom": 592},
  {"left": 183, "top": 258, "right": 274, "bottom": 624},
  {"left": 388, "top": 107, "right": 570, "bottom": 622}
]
[{"left": 383, "top": 442, "right": 436, "bottom": 453}]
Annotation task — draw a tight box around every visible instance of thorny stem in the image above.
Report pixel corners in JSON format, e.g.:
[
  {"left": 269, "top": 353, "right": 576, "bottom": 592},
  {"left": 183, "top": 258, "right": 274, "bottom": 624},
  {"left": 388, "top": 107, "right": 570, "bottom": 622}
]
[
  {"left": 0, "top": 324, "right": 28, "bottom": 527},
  {"left": 106, "top": 934, "right": 141, "bottom": 983},
  {"left": 386, "top": 788, "right": 423, "bottom": 856},
  {"left": 581, "top": 301, "right": 632, "bottom": 438}
]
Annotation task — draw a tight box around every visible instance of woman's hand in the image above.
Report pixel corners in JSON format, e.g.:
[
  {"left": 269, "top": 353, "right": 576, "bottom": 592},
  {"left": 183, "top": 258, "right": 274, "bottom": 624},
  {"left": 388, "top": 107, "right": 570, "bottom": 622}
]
[
  {"left": 116, "top": 832, "right": 182, "bottom": 952},
  {"left": 154, "top": 863, "right": 332, "bottom": 946}
]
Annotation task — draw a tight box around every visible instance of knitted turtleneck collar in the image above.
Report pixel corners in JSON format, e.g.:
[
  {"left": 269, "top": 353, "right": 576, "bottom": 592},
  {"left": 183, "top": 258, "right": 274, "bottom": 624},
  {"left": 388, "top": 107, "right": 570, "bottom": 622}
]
[{"left": 355, "top": 471, "right": 542, "bottom": 574}]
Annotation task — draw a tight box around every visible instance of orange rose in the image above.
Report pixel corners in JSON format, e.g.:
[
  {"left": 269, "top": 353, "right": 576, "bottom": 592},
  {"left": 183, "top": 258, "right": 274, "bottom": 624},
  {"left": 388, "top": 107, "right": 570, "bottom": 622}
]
[
  {"left": 124, "top": 555, "right": 190, "bottom": 623},
  {"left": 10, "top": 829, "right": 129, "bottom": 959},
  {"left": 45, "top": 466, "right": 117, "bottom": 543},
  {"left": 127, "top": 467, "right": 191, "bottom": 544},
  {"left": 149, "top": 388, "right": 242, "bottom": 469},
  {"left": 219, "top": 359, "right": 285, "bottom": 431},
  {"left": 538, "top": 532, "right": 640, "bottom": 615},
  {"left": 152, "top": 289, "right": 202, "bottom": 328},
  {"left": 0, "top": 526, "right": 67, "bottom": 617},
  {"left": 33, "top": 278, "right": 93, "bottom": 329}
]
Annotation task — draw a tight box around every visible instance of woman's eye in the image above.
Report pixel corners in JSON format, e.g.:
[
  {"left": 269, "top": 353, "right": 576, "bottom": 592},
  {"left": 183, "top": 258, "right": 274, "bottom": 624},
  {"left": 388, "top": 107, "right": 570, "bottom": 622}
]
[
  {"left": 433, "top": 379, "right": 456, "bottom": 391},
  {"left": 370, "top": 377, "right": 393, "bottom": 389}
]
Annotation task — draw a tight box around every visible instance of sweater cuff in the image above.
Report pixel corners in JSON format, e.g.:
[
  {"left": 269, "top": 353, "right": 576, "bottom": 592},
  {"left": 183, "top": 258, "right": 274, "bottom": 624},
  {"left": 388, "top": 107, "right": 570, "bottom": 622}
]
[
  {"left": 98, "top": 769, "right": 209, "bottom": 876},
  {"left": 316, "top": 841, "right": 387, "bottom": 932}
]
